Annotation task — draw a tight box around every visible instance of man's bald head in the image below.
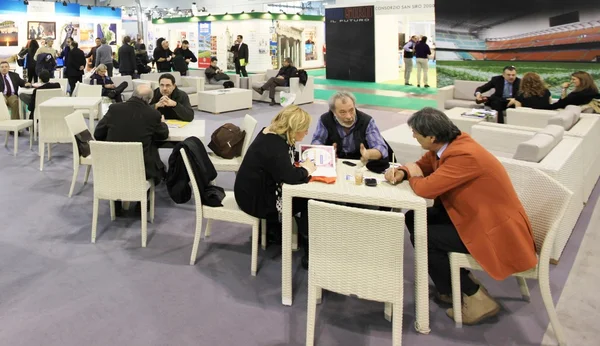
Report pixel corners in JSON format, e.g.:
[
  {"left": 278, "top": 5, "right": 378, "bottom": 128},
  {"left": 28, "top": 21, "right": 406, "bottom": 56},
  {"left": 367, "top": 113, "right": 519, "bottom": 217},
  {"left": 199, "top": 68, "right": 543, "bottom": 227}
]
[{"left": 132, "top": 84, "right": 153, "bottom": 103}]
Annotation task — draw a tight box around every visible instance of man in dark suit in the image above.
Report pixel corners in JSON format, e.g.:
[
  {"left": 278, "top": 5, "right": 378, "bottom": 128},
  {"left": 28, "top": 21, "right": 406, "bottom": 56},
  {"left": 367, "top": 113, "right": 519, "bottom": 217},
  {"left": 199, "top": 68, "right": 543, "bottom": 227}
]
[
  {"left": 230, "top": 35, "right": 249, "bottom": 77},
  {"left": 252, "top": 58, "right": 297, "bottom": 106},
  {"left": 150, "top": 73, "right": 194, "bottom": 121},
  {"left": 65, "top": 41, "right": 86, "bottom": 95},
  {"left": 94, "top": 84, "right": 170, "bottom": 184},
  {"left": 20, "top": 69, "right": 61, "bottom": 118},
  {"left": 86, "top": 38, "right": 101, "bottom": 69},
  {"left": 474, "top": 66, "right": 520, "bottom": 123},
  {"left": 118, "top": 36, "right": 136, "bottom": 77},
  {"left": 1, "top": 60, "right": 31, "bottom": 120}
]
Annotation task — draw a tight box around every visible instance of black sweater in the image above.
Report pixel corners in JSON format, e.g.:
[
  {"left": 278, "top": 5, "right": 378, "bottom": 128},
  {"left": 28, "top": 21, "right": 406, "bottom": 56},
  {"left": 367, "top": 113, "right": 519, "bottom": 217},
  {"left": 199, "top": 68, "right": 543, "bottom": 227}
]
[
  {"left": 150, "top": 88, "right": 195, "bottom": 122},
  {"left": 234, "top": 129, "right": 309, "bottom": 219},
  {"left": 516, "top": 89, "right": 551, "bottom": 109},
  {"left": 546, "top": 88, "right": 600, "bottom": 110}
]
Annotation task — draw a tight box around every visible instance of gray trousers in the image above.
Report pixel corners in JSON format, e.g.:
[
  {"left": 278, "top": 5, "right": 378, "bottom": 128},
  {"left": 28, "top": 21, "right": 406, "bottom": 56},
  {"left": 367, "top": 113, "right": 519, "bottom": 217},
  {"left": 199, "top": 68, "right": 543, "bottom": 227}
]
[{"left": 403, "top": 57, "right": 413, "bottom": 83}]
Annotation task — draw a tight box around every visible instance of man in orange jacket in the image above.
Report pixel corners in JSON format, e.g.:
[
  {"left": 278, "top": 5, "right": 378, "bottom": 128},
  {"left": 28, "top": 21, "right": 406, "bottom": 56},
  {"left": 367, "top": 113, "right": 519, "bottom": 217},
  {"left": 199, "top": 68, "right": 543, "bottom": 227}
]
[{"left": 385, "top": 107, "right": 537, "bottom": 325}]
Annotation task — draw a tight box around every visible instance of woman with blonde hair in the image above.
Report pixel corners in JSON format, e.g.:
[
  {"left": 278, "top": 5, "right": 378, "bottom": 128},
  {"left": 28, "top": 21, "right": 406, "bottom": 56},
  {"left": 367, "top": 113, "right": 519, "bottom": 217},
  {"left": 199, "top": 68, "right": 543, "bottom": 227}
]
[
  {"left": 89, "top": 63, "right": 128, "bottom": 102},
  {"left": 547, "top": 71, "right": 600, "bottom": 109},
  {"left": 507, "top": 72, "right": 551, "bottom": 109},
  {"left": 235, "top": 105, "right": 316, "bottom": 268}
]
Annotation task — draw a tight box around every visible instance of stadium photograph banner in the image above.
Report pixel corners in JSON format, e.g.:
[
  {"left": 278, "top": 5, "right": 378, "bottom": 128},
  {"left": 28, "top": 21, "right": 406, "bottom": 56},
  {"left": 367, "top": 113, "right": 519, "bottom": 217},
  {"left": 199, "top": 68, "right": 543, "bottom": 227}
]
[
  {"left": 435, "top": 0, "right": 600, "bottom": 95},
  {"left": 325, "top": 6, "right": 376, "bottom": 82}
]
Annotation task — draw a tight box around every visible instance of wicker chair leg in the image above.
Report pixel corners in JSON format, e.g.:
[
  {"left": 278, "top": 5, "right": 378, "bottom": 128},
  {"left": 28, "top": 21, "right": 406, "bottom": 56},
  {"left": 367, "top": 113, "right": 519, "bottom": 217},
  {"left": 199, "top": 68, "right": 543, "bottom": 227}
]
[
  {"left": 109, "top": 201, "right": 116, "bottom": 221},
  {"left": 140, "top": 199, "right": 147, "bottom": 247},
  {"left": 251, "top": 222, "right": 259, "bottom": 276},
  {"left": 539, "top": 273, "right": 567, "bottom": 346},
  {"left": 189, "top": 214, "right": 203, "bottom": 265},
  {"left": 204, "top": 219, "right": 213, "bottom": 238},
  {"left": 69, "top": 164, "right": 80, "bottom": 198},
  {"left": 83, "top": 165, "right": 91, "bottom": 184},
  {"left": 47, "top": 143, "right": 52, "bottom": 160},
  {"left": 13, "top": 131, "right": 18, "bottom": 156},
  {"left": 384, "top": 302, "right": 393, "bottom": 322},
  {"left": 29, "top": 126, "right": 33, "bottom": 149},
  {"left": 516, "top": 277, "right": 530, "bottom": 302},
  {"left": 91, "top": 198, "right": 99, "bottom": 243},
  {"left": 450, "top": 256, "right": 463, "bottom": 327},
  {"left": 261, "top": 219, "right": 267, "bottom": 250},
  {"left": 149, "top": 182, "right": 155, "bottom": 223},
  {"left": 305, "top": 279, "right": 317, "bottom": 346},
  {"left": 39, "top": 141, "right": 44, "bottom": 171},
  {"left": 316, "top": 288, "right": 323, "bottom": 305},
  {"left": 392, "top": 302, "right": 403, "bottom": 346},
  {"left": 3, "top": 131, "right": 8, "bottom": 147}
]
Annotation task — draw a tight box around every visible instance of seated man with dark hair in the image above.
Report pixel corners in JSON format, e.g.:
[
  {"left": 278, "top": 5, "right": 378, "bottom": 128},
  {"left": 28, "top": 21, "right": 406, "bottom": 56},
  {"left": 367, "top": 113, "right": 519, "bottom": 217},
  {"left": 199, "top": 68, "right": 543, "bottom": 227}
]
[
  {"left": 385, "top": 107, "right": 537, "bottom": 325},
  {"left": 474, "top": 66, "right": 520, "bottom": 123},
  {"left": 252, "top": 58, "right": 297, "bottom": 106},
  {"left": 20, "top": 69, "right": 60, "bottom": 119},
  {"left": 150, "top": 73, "right": 194, "bottom": 122},
  {"left": 204, "top": 57, "right": 230, "bottom": 85}
]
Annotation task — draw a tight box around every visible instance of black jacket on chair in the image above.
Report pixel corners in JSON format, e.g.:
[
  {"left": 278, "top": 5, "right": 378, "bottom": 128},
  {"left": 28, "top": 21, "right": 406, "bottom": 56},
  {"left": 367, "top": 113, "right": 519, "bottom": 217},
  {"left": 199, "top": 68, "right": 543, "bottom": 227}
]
[
  {"left": 475, "top": 75, "right": 521, "bottom": 99},
  {"left": 0, "top": 71, "right": 26, "bottom": 95},
  {"left": 166, "top": 137, "right": 225, "bottom": 206},
  {"left": 94, "top": 97, "right": 170, "bottom": 183},
  {"left": 65, "top": 47, "right": 86, "bottom": 77}
]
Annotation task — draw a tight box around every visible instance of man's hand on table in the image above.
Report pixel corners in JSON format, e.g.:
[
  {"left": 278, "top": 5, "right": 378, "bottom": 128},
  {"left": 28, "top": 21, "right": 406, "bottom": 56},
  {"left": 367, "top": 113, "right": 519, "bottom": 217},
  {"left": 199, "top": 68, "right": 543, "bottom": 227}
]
[{"left": 384, "top": 167, "right": 405, "bottom": 185}]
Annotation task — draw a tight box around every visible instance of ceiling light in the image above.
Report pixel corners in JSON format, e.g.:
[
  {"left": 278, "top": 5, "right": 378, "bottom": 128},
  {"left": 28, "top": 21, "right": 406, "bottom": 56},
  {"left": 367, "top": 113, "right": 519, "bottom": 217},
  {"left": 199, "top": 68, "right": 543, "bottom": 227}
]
[
  {"left": 87, "top": 5, "right": 92, "bottom": 10},
  {"left": 111, "top": 7, "right": 115, "bottom": 11},
  {"left": 251, "top": 10, "right": 255, "bottom": 13},
  {"left": 296, "top": 12, "right": 301, "bottom": 15},
  {"left": 268, "top": 11, "right": 271, "bottom": 14},
  {"left": 62, "top": 1, "right": 67, "bottom": 6},
  {"left": 225, "top": 12, "right": 228, "bottom": 15},
  {"left": 23, "top": 0, "right": 29, "bottom": 5},
  {"left": 241, "top": 11, "right": 245, "bottom": 14},
  {"left": 208, "top": 13, "right": 211, "bottom": 16}
]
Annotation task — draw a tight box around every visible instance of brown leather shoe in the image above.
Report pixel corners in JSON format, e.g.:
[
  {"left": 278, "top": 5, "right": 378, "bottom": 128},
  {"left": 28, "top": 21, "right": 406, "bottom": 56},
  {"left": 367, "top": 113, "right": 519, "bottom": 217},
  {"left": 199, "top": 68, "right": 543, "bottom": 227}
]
[
  {"left": 446, "top": 286, "right": 500, "bottom": 325},
  {"left": 434, "top": 273, "right": 485, "bottom": 304},
  {"left": 252, "top": 86, "right": 264, "bottom": 95}
]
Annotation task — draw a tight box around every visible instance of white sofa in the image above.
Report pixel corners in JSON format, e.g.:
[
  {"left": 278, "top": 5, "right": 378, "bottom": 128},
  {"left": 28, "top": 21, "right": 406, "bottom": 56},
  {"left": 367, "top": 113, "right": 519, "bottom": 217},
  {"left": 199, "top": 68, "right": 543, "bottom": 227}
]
[
  {"left": 140, "top": 72, "right": 202, "bottom": 107},
  {"left": 82, "top": 75, "right": 149, "bottom": 101},
  {"left": 249, "top": 69, "right": 314, "bottom": 105},
  {"left": 187, "top": 69, "right": 241, "bottom": 91},
  {"left": 471, "top": 123, "right": 584, "bottom": 262},
  {"left": 437, "top": 80, "right": 493, "bottom": 110},
  {"left": 503, "top": 106, "right": 600, "bottom": 202}
]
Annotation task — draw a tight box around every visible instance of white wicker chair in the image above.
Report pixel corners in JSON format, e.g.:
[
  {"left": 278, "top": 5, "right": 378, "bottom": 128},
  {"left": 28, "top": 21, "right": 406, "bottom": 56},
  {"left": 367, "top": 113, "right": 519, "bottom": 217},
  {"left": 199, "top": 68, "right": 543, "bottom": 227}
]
[
  {"left": 0, "top": 97, "right": 33, "bottom": 156},
  {"left": 33, "top": 88, "right": 64, "bottom": 141},
  {"left": 37, "top": 105, "right": 75, "bottom": 171},
  {"left": 180, "top": 148, "right": 260, "bottom": 276},
  {"left": 49, "top": 78, "right": 69, "bottom": 95},
  {"left": 64, "top": 111, "right": 93, "bottom": 197},
  {"left": 449, "top": 164, "right": 571, "bottom": 346},
  {"left": 305, "top": 200, "right": 405, "bottom": 346},
  {"left": 209, "top": 114, "right": 258, "bottom": 172},
  {"left": 89, "top": 141, "right": 155, "bottom": 247}
]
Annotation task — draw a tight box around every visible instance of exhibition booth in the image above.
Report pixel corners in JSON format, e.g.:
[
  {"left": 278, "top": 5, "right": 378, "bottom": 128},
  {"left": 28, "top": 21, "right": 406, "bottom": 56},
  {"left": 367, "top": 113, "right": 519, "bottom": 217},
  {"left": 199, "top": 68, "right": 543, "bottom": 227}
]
[
  {"left": 148, "top": 12, "right": 325, "bottom": 73},
  {"left": 0, "top": 1, "right": 122, "bottom": 62}
]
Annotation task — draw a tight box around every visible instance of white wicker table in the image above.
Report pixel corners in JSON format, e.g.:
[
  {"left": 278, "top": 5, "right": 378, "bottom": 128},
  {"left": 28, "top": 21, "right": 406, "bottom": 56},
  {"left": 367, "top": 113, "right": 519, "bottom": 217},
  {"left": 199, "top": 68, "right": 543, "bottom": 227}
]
[
  {"left": 164, "top": 120, "right": 205, "bottom": 142},
  {"left": 197, "top": 88, "right": 252, "bottom": 114},
  {"left": 281, "top": 159, "right": 431, "bottom": 334},
  {"left": 39, "top": 97, "right": 102, "bottom": 133},
  {"left": 445, "top": 107, "right": 489, "bottom": 134}
]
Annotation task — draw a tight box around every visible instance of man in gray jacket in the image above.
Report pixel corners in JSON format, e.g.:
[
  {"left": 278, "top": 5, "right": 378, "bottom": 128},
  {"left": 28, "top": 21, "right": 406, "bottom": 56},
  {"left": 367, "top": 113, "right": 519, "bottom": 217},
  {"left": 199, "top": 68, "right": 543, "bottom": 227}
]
[{"left": 95, "top": 38, "right": 113, "bottom": 76}]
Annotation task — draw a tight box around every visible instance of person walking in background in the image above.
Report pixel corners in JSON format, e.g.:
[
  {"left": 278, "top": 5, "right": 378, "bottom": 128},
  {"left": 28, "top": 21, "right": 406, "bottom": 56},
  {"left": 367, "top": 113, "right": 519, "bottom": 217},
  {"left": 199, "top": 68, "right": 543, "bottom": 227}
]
[
  {"left": 95, "top": 38, "right": 113, "bottom": 77},
  {"left": 59, "top": 36, "right": 73, "bottom": 76},
  {"left": 135, "top": 44, "right": 152, "bottom": 75},
  {"left": 403, "top": 35, "right": 418, "bottom": 86},
  {"left": 86, "top": 38, "right": 101, "bottom": 70},
  {"left": 230, "top": 35, "right": 249, "bottom": 77},
  {"left": 507, "top": 72, "right": 551, "bottom": 109},
  {"left": 65, "top": 41, "right": 86, "bottom": 96},
  {"left": 153, "top": 38, "right": 174, "bottom": 73},
  {"left": 173, "top": 40, "right": 198, "bottom": 76},
  {"left": 118, "top": 36, "right": 137, "bottom": 77},
  {"left": 415, "top": 36, "right": 432, "bottom": 88},
  {"left": 25, "top": 40, "right": 39, "bottom": 83},
  {"left": 545, "top": 71, "right": 600, "bottom": 110}
]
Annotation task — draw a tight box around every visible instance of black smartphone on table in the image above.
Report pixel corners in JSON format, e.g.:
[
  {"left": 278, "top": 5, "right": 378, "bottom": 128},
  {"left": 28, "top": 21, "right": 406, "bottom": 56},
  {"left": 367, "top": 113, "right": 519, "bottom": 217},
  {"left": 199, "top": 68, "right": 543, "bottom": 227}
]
[{"left": 342, "top": 160, "right": 357, "bottom": 167}]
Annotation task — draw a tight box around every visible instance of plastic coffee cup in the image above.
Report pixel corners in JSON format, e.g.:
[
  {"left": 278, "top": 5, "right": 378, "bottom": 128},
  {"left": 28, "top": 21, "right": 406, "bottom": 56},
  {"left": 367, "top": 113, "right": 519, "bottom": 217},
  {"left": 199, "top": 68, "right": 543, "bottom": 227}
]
[{"left": 354, "top": 169, "right": 364, "bottom": 185}]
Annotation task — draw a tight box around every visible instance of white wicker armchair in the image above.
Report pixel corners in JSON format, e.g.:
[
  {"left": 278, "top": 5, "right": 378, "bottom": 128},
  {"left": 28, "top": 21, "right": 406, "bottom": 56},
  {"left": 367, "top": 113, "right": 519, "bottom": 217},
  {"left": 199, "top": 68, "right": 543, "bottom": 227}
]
[
  {"left": 33, "top": 88, "right": 64, "bottom": 141},
  {"left": 250, "top": 69, "right": 314, "bottom": 105},
  {"left": 306, "top": 200, "right": 405, "bottom": 346},
  {"left": 471, "top": 124, "right": 584, "bottom": 262},
  {"left": 64, "top": 111, "right": 93, "bottom": 197},
  {"left": 49, "top": 78, "right": 68, "bottom": 95},
  {"left": 37, "top": 105, "right": 75, "bottom": 171},
  {"left": 0, "top": 97, "right": 33, "bottom": 156},
  {"left": 89, "top": 141, "right": 155, "bottom": 247},
  {"left": 208, "top": 114, "right": 258, "bottom": 172},
  {"left": 449, "top": 164, "right": 571, "bottom": 346},
  {"left": 180, "top": 149, "right": 260, "bottom": 276}
]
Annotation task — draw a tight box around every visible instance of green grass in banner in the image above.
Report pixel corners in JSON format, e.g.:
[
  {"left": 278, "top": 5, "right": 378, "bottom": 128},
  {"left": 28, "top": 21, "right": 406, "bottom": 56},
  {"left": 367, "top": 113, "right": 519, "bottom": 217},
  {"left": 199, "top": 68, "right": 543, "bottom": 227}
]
[
  {"left": 313, "top": 78, "right": 437, "bottom": 94},
  {"left": 314, "top": 89, "right": 436, "bottom": 110},
  {"left": 437, "top": 60, "right": 600, "bottom": 96},
  {"left": 306, "top": 69, "right": 326, "bottom": 77}
]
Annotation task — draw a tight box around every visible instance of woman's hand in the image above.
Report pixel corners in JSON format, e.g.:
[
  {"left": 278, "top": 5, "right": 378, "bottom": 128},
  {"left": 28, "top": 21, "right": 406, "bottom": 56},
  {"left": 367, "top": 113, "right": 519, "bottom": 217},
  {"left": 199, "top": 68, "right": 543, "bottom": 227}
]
[
  {"left": 561, "top": 82, "right": 570, "bottom": 89},
  {"left": 300, "top": 160, "right": 317, "bottom": 175}
]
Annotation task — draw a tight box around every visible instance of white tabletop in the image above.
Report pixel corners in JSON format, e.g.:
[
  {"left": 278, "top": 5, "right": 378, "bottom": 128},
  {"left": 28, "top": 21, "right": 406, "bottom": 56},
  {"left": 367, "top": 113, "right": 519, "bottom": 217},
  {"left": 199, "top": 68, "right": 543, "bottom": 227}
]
[
  {"left": 165, "top": 120, "right": 206, "bottom": 142},
  {"left": 198, "top": 88, "right": 251, "bottom": 96},
  {"left": 40, "top": 97, "right": 102, "bottom": 108},
  {"left": 280, "top": 159, "right": 431, "bottom": 333}
]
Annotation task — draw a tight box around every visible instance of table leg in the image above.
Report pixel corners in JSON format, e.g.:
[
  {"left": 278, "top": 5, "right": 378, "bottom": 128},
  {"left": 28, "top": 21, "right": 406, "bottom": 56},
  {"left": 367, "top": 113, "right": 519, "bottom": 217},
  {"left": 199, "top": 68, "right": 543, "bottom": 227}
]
[
  {"left": 413, "top": 206, "right": 431, "bottom": 334},
  {"left": 87, "top": 106, "right": 96, "bottom": 134},
  {"left": 281, "top": 194, "right": 293, "bottom": 306}
]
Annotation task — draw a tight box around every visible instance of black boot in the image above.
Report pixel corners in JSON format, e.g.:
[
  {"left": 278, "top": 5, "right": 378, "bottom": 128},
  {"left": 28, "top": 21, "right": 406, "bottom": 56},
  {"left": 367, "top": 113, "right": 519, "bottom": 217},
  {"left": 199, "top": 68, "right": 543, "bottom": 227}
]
[{"left": 269, "top": 98, "right": 277, "bottom": 106}]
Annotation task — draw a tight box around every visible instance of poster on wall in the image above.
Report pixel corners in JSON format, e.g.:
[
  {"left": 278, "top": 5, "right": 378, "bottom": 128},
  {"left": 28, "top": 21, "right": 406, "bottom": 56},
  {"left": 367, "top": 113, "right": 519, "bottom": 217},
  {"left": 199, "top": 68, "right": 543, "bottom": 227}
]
[
  {"left": 80, "top": 23, "right": 95, "bottom": 48},
  {"left": 188, "top": 31, "right": 197, "bottom": 51},
  {"left": 325, "top": 6, "right": 376, "bottom": 82},
  {"left": 0, "top": 20, "right": 18, "bottom": 47},
  {"left": 197, "top": 22, "right": 212, "bottom": 68},
  {"left": 59, "top": 22, "right": 79, "bottom": 50},
  {"left": 304, "top": 27, "right": 318, "bottom": 61},
  {"left": 435, "top": 0, "right": 600, "bottom": 96},
  {"left": 96, "top": 23, "right": 117, "bottom": 45},
  {"left": 271, "top": 21, "right": 305, "bottom": 69},
  {"left": 27, "top": 21, "right": 56, "bottom": 40}
]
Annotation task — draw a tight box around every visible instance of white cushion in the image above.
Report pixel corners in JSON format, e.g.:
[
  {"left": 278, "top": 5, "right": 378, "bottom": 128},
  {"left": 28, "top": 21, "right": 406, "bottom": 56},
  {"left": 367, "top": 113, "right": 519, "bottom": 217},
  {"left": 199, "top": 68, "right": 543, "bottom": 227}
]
[
  {"left": 513, "top": 133, "right": 557, "bottom": 162},
  {"left": 179, "top": 86, "right": 196, "bottom": 95},
  {"left": 445, "top": 99, "right": 482, "bottom": 109},
  {"left": 454, "top": 80, "right": 492, "bottom": 100},
  {"left": 565, "top": 105, "right": 581, "bottom": 126},
  {"left": 548, "top": 111, "right": 574, "bottom": 130}
]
